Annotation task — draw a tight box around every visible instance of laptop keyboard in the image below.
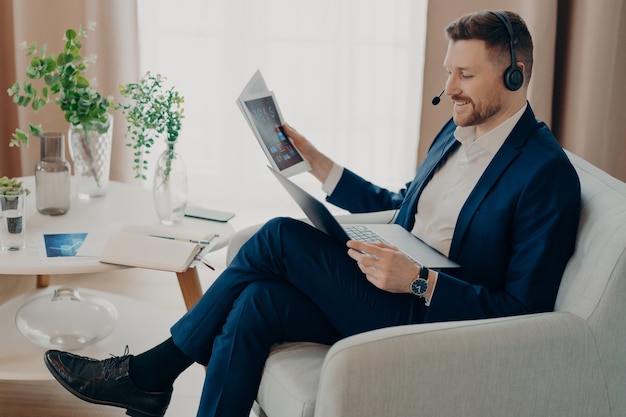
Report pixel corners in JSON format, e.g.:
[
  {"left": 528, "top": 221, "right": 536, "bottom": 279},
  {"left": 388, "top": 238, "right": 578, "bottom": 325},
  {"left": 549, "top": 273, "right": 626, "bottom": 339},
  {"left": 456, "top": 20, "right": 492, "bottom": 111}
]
[
  {"left": 343, "top": 225, "right": 386, "bottom": 243},
  {"left": 343, "top": 224, "right": 423, "bottom": 265}
]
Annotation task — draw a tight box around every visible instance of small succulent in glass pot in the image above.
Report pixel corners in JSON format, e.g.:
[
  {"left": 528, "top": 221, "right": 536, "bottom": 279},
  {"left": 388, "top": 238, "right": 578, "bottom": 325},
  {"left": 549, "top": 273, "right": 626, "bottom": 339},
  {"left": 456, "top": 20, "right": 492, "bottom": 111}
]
[{"left": 0, "top": 176, "right": 30, "bottom": 250}]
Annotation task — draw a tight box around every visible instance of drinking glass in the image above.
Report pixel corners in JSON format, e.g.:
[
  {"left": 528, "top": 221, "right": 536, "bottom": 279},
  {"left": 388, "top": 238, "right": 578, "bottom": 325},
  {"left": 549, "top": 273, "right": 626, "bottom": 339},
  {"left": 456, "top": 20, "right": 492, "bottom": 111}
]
[{"left": 0, "top": 189, "right": 27, "bottom": 251}]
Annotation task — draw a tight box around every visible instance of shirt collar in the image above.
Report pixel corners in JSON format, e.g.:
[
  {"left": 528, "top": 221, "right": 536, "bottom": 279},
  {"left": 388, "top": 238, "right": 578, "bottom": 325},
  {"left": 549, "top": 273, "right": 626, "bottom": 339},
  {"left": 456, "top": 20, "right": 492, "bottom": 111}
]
[{"left": 454, "top": 103, "right": 527, "bottom": 154}]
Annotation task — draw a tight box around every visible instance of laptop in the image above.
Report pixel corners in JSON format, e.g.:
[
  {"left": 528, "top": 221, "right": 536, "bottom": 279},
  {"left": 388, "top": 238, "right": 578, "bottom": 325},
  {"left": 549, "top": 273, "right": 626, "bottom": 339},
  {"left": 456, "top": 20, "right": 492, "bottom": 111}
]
[{"left": 268, "top": 167, "right": 459, "bottom": 269}]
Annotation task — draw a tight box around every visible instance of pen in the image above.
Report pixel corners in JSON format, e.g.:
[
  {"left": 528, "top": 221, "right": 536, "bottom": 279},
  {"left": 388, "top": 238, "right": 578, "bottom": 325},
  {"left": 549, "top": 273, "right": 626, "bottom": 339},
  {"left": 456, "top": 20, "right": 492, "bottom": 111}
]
[
  {"left": 149, "top": 234, "right": 219, "bottom": 245},
  {"left": 199, "top": 257, "right": 216, "bottom": 271}
]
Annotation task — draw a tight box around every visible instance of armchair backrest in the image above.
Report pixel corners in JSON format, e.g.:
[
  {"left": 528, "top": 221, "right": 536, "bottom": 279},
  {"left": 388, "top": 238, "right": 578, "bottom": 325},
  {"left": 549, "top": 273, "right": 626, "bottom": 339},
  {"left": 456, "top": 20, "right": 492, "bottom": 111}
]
[{"left": 555, "top": 150, "right": 626, "bottom": 413}]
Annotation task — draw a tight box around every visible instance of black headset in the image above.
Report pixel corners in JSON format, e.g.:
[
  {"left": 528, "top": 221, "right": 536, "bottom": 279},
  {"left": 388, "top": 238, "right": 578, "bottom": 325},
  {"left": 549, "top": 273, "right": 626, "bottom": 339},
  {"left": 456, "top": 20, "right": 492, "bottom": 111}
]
[{"left": 490, "top": 11, "right": 524, "bottom": 91}]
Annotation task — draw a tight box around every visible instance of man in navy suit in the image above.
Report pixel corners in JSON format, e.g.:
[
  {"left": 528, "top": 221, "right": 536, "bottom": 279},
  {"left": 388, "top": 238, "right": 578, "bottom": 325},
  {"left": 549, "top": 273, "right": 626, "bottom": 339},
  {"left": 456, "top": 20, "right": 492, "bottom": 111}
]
[{"left": 44, "top": 10, "right": 580, "bottom": 417}]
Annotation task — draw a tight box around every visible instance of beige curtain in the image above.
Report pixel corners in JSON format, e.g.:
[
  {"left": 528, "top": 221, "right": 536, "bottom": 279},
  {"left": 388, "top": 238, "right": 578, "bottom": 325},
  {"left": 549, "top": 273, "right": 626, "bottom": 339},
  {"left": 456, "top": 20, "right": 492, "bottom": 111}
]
[
  {"left": 0, "top": 0, "right": 139, "bottom": 183},
  {"left": 419, "top": 0, "right": 626, "bottom": 182},
  {"left": 553, "top": 0, "right": 626, "bottom": 182},
  {"left": 0, "top": 0, "right": 21, "bottom": 178}
]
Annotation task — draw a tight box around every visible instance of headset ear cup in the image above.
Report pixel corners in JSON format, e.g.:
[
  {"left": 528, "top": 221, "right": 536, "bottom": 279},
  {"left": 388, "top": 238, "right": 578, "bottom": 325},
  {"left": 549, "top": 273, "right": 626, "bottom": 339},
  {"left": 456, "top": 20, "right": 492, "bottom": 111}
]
[
  {"left": 490, "top": 11, "right": 524, "bottom": 91},
  {"left": 504, "top": 65, "right": 524, "bottom": 91}
]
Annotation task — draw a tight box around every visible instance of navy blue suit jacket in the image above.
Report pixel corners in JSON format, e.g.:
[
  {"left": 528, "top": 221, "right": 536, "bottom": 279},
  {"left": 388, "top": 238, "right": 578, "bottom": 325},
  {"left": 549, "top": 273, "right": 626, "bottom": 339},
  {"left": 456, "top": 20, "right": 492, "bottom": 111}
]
[{"left": 327, "top": 104, "right": 581, "bottom": 323}]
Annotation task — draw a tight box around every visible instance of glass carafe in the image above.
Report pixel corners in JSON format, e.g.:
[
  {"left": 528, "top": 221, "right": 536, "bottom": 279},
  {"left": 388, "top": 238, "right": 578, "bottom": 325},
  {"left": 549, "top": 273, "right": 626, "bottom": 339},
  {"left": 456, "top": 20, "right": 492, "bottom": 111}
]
[{"left": 35, "top": 132, "right": 71, "bottom": 215}]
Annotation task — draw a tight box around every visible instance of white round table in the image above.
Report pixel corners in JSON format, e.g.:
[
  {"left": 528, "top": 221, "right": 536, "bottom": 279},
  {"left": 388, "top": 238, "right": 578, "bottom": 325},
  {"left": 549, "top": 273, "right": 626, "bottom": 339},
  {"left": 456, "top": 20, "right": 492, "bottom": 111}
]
[{"left": 0, "top": 177, "right": 234, "bottom": 309}]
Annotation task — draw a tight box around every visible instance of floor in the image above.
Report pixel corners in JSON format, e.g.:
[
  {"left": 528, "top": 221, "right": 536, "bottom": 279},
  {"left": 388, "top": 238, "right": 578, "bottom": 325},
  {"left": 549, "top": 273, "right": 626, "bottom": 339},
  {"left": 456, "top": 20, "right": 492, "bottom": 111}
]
[{"left": 0, "top": 172, "right": 337, "bottom": 416}]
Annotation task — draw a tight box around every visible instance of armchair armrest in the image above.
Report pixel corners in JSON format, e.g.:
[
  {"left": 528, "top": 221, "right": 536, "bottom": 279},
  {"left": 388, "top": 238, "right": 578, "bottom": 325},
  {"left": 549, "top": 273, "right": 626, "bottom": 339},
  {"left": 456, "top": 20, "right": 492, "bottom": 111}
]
[
  {"left": 315, "top": 312, "right": 609, "bottom": 417},
  {"left": 226, "top": 210, "right": 397, "bottom": 265}
]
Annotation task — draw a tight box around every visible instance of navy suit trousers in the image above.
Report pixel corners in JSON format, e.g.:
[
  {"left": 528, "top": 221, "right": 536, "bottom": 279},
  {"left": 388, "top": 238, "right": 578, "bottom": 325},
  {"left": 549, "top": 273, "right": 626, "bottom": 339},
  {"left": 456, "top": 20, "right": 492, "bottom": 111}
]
[{"left": 170, "top": 217, "right": 427, "bottom": 417}]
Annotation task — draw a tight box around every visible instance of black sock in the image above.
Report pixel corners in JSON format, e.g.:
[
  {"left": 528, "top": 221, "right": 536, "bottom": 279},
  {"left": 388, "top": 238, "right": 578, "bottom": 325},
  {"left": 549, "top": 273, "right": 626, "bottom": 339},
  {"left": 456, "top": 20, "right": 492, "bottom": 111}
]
[{"left": 129, "top": 337, "right": 194, "bottom": 392}]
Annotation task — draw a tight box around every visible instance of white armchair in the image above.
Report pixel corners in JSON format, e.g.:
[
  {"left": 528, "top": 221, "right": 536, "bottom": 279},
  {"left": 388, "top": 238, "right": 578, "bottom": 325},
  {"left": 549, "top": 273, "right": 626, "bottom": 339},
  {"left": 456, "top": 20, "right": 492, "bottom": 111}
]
[{"left": 226, "top": 151, "right": 626, "bottom": 417}]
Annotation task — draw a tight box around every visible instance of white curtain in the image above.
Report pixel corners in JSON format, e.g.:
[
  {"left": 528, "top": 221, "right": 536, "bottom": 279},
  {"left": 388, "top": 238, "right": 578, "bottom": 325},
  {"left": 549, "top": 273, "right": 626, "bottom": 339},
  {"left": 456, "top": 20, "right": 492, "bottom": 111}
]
[{"left": 135, "top": 0, "right": 427, "bottom": 207}]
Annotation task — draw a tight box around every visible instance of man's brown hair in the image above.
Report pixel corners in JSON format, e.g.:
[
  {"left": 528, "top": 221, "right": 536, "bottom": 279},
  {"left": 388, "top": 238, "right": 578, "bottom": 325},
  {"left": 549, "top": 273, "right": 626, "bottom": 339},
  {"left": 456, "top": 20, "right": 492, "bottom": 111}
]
[{"left": 445, "top": 10, "right": 534, "bottom": 85}]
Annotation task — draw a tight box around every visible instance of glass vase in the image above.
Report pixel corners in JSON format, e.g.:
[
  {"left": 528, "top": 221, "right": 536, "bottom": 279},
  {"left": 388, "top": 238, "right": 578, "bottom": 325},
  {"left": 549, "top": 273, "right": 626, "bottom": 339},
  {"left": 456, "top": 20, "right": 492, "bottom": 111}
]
[
  {"left": 68, "top": 113, "right": 113, "bottom": 199},
  {"left": 35, "top": 132, "right": 71, "bottom": 215},
  {"left": 15, "top": 287, "right": 118, "bottom": 350},
  {"left": 153, "top": 141, "right": 188, "bottom": 225}
]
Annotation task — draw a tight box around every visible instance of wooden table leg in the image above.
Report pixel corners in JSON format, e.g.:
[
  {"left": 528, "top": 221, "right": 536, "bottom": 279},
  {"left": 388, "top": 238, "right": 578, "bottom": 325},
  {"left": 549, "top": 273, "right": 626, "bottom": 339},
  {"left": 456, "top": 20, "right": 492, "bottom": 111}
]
[
  {"left": 36, "top": 274, "right": 51, "bottom": 288},
  {"left": 36, "top": 271, "right": 202, "bottom": 310},
  {"left": 176, "top": 267, "right": 203, "bottom": 310}
]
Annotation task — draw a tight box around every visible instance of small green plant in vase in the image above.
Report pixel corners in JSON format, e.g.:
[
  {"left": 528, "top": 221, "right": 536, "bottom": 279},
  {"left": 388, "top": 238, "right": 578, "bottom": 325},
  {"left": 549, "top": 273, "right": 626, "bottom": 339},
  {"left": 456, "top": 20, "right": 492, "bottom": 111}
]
[
  {"left": 118, "top": 72, "right": 187, "bottom": 224},
  {"left": 118, "top": 72, "right": 185, "bottom": 180}
]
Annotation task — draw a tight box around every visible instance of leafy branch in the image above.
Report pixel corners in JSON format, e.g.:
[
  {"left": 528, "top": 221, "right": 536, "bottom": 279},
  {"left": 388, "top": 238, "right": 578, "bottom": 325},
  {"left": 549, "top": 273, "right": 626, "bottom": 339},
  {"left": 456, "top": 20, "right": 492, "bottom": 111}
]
[
  {"left": 118, "top": 72, "right": 185, "bottom": 180},
  {"left": 6, "top": 22, "right": 113, "bottom": 147}
]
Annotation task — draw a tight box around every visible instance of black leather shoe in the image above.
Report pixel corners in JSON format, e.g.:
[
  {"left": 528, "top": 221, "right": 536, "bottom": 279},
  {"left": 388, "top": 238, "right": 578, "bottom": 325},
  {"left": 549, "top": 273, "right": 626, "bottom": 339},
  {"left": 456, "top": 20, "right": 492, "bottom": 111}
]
[{"left": 44, "top": 349, "right": 172, "bottom": 417}]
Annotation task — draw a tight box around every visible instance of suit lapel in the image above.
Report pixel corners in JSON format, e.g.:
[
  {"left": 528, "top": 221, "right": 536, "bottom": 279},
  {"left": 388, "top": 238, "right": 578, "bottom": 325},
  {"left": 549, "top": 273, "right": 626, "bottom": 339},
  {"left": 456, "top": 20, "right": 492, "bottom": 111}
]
[
  {"left": 448, "top": 105, "right": 536, "bottom": 259},
  {"left": 448, "top": 145, "right": 519, "bottom": 259},
  {"left": 396, "top": 122, "right": 459, "bottom": 230}
]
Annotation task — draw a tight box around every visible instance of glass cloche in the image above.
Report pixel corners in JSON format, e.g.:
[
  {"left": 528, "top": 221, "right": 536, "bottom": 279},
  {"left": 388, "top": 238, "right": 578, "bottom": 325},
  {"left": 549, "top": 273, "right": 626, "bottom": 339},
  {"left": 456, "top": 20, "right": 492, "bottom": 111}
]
[{"left": 16, "top": 287, "right": 118, "bottom": 350}]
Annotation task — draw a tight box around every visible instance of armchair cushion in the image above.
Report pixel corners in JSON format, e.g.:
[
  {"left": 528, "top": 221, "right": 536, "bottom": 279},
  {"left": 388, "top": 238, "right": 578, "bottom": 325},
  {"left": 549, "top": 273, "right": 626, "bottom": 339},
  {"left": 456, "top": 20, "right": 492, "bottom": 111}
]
[{"left": 256, "top": 343, "right": 328, "bottom": 417}]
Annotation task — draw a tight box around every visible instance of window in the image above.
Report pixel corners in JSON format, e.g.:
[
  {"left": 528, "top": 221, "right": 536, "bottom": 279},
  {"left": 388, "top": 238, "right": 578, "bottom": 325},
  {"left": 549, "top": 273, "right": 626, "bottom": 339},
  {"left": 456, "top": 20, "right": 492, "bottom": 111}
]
[{"left": 137, "top": 0, "right": 426, "bottom": 211}]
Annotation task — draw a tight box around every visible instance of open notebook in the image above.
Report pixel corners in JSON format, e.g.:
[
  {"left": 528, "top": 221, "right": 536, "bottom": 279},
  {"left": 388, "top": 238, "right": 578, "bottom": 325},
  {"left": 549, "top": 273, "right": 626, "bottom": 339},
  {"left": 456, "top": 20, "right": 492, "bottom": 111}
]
[{"left": 99, "top": 224, "right": 218, "bottom": 273}]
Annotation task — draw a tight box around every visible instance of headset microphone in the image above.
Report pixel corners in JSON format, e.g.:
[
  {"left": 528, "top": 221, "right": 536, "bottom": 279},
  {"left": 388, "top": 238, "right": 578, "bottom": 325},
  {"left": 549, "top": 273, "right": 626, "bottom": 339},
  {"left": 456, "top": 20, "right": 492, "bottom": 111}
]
[{"left": 431, "top": 88, "right": 445, "bottom": 105}]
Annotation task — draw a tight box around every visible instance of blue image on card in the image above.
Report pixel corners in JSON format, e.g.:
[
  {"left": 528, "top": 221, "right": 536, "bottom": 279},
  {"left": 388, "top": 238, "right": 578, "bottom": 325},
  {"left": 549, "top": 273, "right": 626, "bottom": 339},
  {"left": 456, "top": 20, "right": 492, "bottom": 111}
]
[{"left": 44, "top": 233, "right": 88, "bottom": 257}]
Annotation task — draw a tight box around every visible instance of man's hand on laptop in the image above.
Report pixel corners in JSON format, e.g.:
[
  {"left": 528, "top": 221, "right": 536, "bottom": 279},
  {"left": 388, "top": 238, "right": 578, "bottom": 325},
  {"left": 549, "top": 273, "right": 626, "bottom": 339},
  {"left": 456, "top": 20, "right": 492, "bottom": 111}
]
[
  {"left": 283, "top": 123, "right": 335, "bottom": 183},
  {"left": 347, "top": 240, "right": 420, "bottom": 294}
]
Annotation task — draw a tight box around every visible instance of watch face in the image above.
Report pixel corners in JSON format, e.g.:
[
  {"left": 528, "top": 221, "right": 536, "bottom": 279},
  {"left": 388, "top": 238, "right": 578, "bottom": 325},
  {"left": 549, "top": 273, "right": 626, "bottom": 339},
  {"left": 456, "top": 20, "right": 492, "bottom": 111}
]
[{"left": 411, "top": 278, "right": 428, "bottom": 297}]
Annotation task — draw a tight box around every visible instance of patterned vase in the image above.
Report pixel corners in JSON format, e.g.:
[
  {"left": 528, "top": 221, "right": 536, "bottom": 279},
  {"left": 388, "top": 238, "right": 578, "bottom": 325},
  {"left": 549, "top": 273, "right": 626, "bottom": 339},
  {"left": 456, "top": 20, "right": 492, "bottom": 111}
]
[{"left": 68, "top": 113, "right": 113, "bottom": 199}]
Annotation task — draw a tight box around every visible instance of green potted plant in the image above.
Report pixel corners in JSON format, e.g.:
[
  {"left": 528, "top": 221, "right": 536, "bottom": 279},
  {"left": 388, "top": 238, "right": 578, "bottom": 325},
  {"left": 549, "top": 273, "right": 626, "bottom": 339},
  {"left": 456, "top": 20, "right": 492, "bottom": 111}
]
[
  {"left": 0, "top": 176, "right": 30, "bottom": 198},
  {"left": 7, "top": 22, "right": 114, "bottom": 198},
  {"left": 118, "top": 72, "right": 187, "bottom": 224},
  {"left": 0, "top": 176, "right": 30, "bottom": 239}
]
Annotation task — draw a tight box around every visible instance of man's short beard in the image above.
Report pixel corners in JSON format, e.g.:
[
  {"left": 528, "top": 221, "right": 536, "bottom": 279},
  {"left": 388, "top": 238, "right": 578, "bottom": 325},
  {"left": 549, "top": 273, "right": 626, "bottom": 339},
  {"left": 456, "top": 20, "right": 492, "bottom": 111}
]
[{"left": 454, "top": 99, "right": 502, "bottom": 127}]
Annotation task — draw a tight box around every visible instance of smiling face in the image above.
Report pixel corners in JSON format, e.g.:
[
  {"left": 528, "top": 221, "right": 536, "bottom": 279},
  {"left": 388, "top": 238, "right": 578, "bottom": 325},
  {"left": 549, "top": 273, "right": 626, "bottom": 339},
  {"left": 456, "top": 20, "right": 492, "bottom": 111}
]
[{"left": 443, "top": 39, "right": 521, "bottom": 136}]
